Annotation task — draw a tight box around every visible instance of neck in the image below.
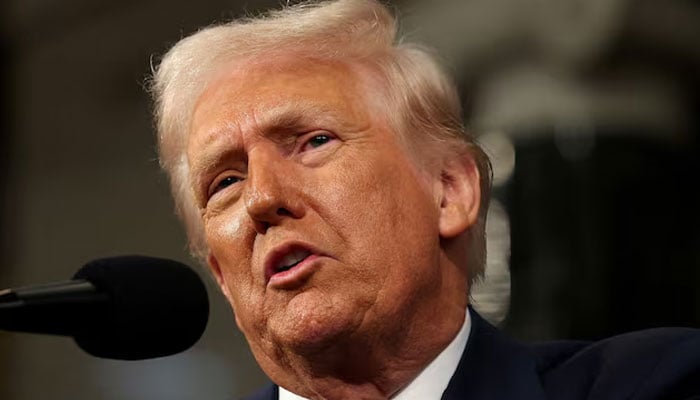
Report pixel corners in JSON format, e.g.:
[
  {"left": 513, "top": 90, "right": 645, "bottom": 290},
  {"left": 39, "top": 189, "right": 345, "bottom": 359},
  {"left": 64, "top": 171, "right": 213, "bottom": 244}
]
[
  {"left": 260, "top": 296, "right": 468, "bottom": 399},
  {"left": 287, "top": 315, "right": 465, "bottom": 399}
]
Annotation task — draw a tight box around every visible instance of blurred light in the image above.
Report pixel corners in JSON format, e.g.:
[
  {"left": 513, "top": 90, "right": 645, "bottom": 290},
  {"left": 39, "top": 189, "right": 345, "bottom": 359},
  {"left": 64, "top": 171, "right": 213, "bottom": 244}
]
[
  {"left": 471, "top": 200, "right": 511, "bottom": 326},
  {"left": 90, "top": 349, "right": 237, "bottom": 400},
  {"left": 479, "top": 131, "right": 516, "bottom": 186}
]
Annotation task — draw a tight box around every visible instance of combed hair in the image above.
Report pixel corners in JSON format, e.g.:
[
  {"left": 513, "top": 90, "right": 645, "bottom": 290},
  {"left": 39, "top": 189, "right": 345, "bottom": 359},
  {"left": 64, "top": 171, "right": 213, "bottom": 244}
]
[{"left": 150, "top": 0, "right": 492, "bottom": 283}]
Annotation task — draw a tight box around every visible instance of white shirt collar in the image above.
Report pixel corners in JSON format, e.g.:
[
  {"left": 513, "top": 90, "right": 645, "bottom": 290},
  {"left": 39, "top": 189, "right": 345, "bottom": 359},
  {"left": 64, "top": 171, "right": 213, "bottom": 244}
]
[{"left": 279, "top": 310, "right": 471, "bottom": 400}]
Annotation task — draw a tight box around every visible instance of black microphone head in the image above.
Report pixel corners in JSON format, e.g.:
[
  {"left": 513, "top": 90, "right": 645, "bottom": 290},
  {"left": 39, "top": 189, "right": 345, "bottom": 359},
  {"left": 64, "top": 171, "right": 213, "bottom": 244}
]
[{"left": 72, "top": 256, "right": 209, "bottom": 360}]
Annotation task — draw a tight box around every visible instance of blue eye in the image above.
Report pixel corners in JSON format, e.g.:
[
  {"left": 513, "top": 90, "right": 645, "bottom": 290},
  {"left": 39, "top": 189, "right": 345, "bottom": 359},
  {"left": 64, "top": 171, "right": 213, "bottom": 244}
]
[{"left": 306, "top": 135, "right": 331, "bottom": 149}]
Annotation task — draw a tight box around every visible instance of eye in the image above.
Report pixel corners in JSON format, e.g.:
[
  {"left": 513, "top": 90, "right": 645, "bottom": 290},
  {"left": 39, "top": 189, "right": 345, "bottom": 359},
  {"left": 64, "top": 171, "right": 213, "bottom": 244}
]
[
  {"left": 301, "top": 133, "right": 334, "bottom": 151},
  {"left": 208, "top": 175, "right": 242, "bottom": 198}
]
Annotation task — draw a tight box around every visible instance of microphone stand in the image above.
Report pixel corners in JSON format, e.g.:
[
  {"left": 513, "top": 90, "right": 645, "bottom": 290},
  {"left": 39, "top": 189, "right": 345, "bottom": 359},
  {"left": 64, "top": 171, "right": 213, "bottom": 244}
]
[{"left": 0, "top": 281, "right": 108, "bottom": 335}]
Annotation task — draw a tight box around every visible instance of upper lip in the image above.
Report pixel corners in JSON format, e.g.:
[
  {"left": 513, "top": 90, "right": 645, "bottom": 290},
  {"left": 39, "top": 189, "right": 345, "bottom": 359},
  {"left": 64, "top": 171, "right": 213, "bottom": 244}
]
[{"left": 263, "top": 241, "right": 323, "bottom": 283}]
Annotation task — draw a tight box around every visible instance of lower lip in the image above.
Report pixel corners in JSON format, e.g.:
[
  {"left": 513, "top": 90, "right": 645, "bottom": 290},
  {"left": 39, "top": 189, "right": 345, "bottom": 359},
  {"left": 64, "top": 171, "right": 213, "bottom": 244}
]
[{"left": 268, "top": 254, "right": 321, "bottom": 290}]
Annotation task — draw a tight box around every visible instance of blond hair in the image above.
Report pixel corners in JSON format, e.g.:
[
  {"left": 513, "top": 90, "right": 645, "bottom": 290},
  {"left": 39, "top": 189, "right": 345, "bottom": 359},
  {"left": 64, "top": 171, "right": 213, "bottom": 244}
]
[{"left": 150, "top": 0, "right": 492, "bottom": 281}]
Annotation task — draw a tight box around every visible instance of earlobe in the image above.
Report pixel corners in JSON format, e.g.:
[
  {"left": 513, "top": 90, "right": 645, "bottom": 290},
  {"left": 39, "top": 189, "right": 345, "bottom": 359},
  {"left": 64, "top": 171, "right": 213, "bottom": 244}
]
[{"left": 438, "top": 152, "right": 481, "bottom": 239}]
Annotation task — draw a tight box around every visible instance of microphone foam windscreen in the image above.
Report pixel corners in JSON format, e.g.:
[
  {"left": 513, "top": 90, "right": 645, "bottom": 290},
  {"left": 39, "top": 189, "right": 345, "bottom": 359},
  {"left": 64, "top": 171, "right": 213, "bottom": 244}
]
[{"left": 72, "top": 255, "right": 209, "bottom": 360}]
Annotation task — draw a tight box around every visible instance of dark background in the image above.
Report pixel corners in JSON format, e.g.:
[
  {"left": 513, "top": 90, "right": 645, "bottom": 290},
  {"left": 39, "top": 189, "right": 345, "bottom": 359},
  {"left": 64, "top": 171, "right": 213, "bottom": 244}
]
[{"left": 1, "top": 0, "right": 698, "bottom": 398}]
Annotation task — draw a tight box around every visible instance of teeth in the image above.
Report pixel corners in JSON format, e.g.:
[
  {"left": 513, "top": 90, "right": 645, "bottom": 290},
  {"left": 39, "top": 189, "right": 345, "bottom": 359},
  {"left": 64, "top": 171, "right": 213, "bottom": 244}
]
[{"left": 277, "top": 250, "right": 311, "bottom": 271}]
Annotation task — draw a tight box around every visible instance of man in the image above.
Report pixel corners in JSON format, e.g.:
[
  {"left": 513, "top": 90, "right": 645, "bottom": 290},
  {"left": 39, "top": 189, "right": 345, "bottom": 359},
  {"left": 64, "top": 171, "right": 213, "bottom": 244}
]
[{"left": 150, "top": 0, "right": 699, "bottom": 399}]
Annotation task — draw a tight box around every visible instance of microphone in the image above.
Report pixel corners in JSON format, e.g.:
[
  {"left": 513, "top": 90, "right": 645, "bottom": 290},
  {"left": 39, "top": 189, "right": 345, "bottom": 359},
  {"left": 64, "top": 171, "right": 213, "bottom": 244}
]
[{"left": 0, "top": 255, "right": 209, "bottom": 360}]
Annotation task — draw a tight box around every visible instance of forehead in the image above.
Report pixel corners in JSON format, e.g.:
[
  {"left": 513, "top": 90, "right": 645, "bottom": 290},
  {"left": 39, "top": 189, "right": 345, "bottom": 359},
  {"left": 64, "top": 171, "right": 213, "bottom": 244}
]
[{"left": 189, "top": 56, "right": 374, "bottom": 145}]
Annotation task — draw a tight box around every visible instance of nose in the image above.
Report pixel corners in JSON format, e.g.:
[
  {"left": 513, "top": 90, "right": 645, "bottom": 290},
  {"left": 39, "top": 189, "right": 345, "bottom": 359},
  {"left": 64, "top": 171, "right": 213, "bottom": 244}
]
[{"left": 243, "top": 146, "right": 304, "bottom": 233}]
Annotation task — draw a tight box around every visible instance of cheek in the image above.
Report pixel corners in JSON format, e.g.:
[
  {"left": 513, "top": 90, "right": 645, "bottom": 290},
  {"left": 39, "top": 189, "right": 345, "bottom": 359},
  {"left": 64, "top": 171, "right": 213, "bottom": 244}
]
[
  {"left": 204, "top": 207, "right": 258, "bottom": 303},
  {"left": 206, "top": 193, "right": 253, "bottom": 239},
  {"left": 314, "top": 147, "right": 439, "bottom": 266},
  {"left": 205, "top": 208, "right": 248, "bottom": 259}
]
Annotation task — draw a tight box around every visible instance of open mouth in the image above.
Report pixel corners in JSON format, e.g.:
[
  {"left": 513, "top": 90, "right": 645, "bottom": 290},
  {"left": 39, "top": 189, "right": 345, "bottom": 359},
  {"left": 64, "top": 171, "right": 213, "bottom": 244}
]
[
  {"left": 275, "top": 249, "right": 312, "bottom": 273},
  {"left": 264, "top": 244, "right": 320, "bottom": 287}
]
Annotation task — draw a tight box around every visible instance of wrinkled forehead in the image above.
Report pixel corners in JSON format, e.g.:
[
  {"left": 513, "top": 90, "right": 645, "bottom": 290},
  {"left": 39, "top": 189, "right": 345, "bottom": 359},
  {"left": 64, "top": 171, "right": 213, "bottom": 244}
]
[{"left": 186, "top": 55, "right": 399, "bottom": 155}]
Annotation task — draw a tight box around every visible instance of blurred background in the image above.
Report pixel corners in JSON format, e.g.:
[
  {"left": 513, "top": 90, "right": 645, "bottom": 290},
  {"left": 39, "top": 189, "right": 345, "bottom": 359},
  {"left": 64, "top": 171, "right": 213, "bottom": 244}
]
[{"left": 1, "top": 0, "right": 698, "bottom": 398}]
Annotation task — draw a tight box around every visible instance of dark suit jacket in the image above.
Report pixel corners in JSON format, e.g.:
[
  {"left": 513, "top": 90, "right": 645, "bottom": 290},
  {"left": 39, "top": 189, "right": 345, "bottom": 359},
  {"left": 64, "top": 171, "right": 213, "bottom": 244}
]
[{"left": 243, "top": 308, "right": 700, "bottom": 399}]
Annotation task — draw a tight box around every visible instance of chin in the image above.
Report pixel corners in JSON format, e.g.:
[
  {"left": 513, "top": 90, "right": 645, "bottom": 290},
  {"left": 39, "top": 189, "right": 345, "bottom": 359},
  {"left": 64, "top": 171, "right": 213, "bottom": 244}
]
[{"left": 268, "top": 294, "right": 362, "bottom": 352}]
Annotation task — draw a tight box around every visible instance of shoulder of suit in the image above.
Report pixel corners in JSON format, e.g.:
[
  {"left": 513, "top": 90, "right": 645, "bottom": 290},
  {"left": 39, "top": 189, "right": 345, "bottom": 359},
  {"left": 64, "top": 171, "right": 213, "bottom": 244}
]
[{"left": 529, "top": 327, "right": 700, "bottom": 399}]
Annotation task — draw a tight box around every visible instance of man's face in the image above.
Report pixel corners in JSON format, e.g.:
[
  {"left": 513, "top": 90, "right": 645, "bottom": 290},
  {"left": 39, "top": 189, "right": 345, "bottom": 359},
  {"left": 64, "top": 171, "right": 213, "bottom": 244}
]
[{"left": 187, "top": 58, "right": 464, "bottom": 364}]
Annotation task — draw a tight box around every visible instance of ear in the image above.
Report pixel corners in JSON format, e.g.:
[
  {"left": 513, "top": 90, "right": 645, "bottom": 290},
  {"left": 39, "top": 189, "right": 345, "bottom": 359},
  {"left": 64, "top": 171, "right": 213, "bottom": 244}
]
[{"left": 438, "top": 151, "right": 481, "bottom": 239}]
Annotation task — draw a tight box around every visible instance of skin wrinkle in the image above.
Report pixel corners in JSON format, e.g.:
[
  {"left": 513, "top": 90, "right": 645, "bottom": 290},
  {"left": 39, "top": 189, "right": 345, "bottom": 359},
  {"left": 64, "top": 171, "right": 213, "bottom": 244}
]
[
  {"left": 187, "top": 55, "right": 478, "bottom": 399},
  {"left": 187, "top": 54, "right": 448, "bottom": 257}
]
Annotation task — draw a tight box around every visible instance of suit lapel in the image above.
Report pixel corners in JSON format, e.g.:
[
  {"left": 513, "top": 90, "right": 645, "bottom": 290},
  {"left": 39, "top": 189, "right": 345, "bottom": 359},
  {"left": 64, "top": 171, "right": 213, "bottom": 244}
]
[{"left": 441, "top": 308, "right": 547, "bottom": 400}]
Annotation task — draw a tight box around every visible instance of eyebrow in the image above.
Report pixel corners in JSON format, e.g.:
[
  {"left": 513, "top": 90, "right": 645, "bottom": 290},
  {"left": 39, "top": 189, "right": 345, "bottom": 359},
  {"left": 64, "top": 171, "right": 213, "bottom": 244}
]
[
  {"left": 189, "top": 101, "right": 350, "bottom": 196},
  {"left": 259, "top": 101, "right": 351, "bottom": 136},
  {"left": 189, "top": 143, "right": 245, "bottom": 203}
]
